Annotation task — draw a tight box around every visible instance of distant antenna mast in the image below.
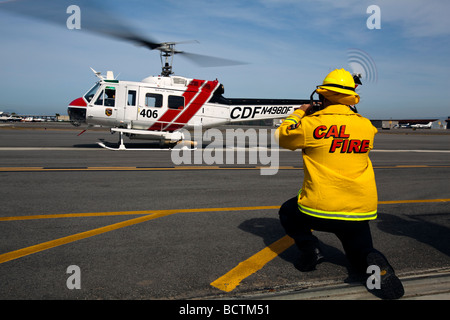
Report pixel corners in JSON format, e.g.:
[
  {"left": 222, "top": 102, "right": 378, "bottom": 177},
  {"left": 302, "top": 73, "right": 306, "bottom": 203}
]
[
  {"left": 90, "top": 67, "right": 104, "bottom": 80},
  {"left": 90, "top": 67, "right": 115, "bottom": 80}
]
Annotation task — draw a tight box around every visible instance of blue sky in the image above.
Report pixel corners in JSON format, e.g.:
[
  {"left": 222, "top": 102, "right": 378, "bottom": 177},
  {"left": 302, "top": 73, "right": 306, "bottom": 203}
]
[{"left": 0, "top": 0, "right": 449, "bottom": 119}]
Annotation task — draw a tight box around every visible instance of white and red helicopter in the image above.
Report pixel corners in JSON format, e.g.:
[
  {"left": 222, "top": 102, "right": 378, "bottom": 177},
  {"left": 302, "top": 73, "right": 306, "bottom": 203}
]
[
  {"left": 2, "top": 0, "right": 311, "bottom": 149},
  {"left": 67, "top": 41, "right": 309, "bottom": 150}
]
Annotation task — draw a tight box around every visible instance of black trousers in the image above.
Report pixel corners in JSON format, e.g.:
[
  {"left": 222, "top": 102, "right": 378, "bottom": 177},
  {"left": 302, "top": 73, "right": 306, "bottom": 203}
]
[{"left": 279, "top": 196, "right": 382, "bottom": 273}]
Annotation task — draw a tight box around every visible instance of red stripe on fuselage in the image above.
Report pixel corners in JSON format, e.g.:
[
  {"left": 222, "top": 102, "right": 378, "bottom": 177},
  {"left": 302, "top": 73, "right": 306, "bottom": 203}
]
[
  {"left": 147, "top": 79, "right": 205, "bottom": 131},
  {"left": 148, "top": 109, "right": 182, "bottom": 131},
  {"left": 164, "top": 80, "right": 218, "bottom": 132}
]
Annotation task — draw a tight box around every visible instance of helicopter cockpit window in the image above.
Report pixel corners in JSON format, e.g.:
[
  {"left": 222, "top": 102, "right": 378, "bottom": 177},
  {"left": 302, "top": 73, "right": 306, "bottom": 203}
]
[
  {"left": 168, "top": 95, "right": 184, "bottom": 109},
  {"left": 84, "top": 83, "right": 101, "bottom": 103},
  {"left": 94, "top": 86, "right": 116, "bottom": 107},
  {"left": 145, "top": 93, "right": 162, "bottom": 108}
]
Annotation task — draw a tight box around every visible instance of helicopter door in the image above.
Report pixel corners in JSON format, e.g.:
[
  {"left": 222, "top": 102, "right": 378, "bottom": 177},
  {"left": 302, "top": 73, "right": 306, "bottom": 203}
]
[
  {"left": 137, "top": 89, "right": 164, "bottom": 127},
  {"left": 86, "top": 84, "right": 117, "bottom": 125},
  {"left": 124, "top": 86, "right": 139, "bottom": 127}
]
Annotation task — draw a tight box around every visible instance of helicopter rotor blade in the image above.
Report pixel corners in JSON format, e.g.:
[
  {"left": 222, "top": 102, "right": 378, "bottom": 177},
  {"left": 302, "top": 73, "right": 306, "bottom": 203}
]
[
  {"left": 0, "top": 0, "right": 247, "bottom": 68},
  {"left": 181, "top": 52, "right": 247, "bottom": 68},
  {"left": 0, "top": 0, "right": 161, "bottom": 49}
]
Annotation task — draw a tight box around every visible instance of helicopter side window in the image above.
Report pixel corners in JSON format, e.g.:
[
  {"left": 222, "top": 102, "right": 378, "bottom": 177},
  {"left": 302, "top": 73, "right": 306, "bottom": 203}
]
[
  {"left": 94, "top": 86, "right": 116, "bottom": 107},
  {"left": 168, "top": 95, "right": 184, "bottom": 110},
  {"left": 145, "top": 93, "right": 162, "bottom": 108},
  {"left": 127, "top": 90, "right": 136, "bottom": 106},
  {"left": 84, "top": 83, "right": 101, "bottom": 103}
]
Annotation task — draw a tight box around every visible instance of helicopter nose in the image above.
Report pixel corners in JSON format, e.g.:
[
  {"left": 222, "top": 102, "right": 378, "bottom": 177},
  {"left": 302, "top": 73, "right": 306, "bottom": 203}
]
[{"left": 68, "top": 97, "right": 87, "bottom": 126}]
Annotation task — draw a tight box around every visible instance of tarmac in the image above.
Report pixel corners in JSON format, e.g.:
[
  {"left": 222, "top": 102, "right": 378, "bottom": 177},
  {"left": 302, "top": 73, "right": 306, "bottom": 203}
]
[{"left": 0, "top": 123, "right": 449, "bottom": 302}]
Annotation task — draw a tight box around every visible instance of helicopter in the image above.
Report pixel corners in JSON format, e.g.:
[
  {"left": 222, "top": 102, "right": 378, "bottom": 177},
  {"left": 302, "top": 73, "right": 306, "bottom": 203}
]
[
  {"left": 67, "top": 41, "right": 310, "bottom": 150},
  {"left": 2, "top": 0, "right": 310, "bottom": 149}
]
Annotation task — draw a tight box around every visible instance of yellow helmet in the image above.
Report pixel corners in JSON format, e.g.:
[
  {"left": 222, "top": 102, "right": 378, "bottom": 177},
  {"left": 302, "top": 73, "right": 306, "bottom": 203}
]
[{"left": 315, "top": 68, "right": 360, "bottom": 105}]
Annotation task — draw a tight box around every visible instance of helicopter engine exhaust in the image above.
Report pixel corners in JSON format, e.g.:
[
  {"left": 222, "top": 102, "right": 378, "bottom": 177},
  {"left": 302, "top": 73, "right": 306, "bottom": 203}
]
[{"left": 174, "top": 140, "right": 197, "bottom": 149}]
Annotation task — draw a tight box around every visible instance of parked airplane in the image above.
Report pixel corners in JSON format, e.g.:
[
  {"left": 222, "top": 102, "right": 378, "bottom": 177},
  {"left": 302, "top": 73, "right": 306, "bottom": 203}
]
[{"left": 411, "top": 122, "right": 433, "bottom": 129}]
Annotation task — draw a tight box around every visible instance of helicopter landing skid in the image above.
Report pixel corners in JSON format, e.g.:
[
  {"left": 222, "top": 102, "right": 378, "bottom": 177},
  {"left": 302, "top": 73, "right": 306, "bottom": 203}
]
[
  {"left": 96, "top": 141, "right": 196, "bottom": 151},
  {"left": 96, "top": 128, "right": 197, "bottom": 150},
  {"left": 97, "top": 133, "right": 197, "bottom": 150}
]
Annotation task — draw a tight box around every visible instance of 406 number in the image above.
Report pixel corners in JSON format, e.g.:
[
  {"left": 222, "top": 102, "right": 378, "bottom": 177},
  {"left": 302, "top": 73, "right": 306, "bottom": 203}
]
[{"left": 140, "top": 109, "right": 159, "bottom": 119}]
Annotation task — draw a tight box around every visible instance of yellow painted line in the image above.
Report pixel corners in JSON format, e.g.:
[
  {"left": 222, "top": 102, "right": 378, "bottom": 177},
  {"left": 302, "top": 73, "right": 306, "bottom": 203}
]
[
  {"left": 376, "top": 165, "right": 450, "bottom": 169},
  {"left": 1, "top": 199, "right": 449, "bottom": 280},
  {"left": 0, "top": 211, "right": 153, "bottom": 221},
  {"left": 0, "top": 166, "right": 267, "bottom": 172},
  {"left": 0, "top": 165, "right": 449, "bottom": 172},
  {"left": 0, "top": 206, "right": 279, "bottom": 264},
  {"left": 0, "top": 167, "right": 167, "bottom": 172},
  {"left": 379, "top": 198, "right": 450, "bottom": 204},
  {"left": 0, "top": 206, "right": 280, "bottom": 222},
  {"left": 0, "top": 167, "right": 46, "bottom": 171},
  {"left": 2, "top": 199, "right": 449, "bottom": 222},
  {"left": 210, "top": 235, "right": 295, "bottom": 292},
  {"left": 395, "top": 165, "right": 429, "bottom": 168},
  {"left": 0, "top": 210, "right": 176, "bottom": 264}
]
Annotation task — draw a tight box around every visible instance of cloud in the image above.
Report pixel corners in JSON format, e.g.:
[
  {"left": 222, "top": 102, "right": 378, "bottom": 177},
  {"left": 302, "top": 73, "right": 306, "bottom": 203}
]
[
  {"left": 377, "top": 0, "right": 450, "bottom": 38},
  {"left": 0, "top": 0, "right": 448, "bottom": 118}
]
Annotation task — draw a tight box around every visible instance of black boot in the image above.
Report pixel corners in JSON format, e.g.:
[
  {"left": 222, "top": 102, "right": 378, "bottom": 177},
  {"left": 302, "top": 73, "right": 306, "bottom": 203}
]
[
  {"left": 366, "top": 252, "right": 404, "bottom": 299},
  {"left": 295, "top": 245, "right": 324, "bottom": 272}
]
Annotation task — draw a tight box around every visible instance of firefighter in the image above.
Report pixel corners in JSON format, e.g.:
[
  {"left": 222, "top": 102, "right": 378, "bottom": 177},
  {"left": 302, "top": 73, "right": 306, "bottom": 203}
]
[{"left": 275, "top": 68, "right": 404, "bottom": 299}]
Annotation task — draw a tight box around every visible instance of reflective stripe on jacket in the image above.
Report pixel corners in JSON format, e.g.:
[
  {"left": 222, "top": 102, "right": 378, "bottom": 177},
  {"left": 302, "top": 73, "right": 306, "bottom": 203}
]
[{"left": 275, "top": 104, "right": 378, "bottom": 221}]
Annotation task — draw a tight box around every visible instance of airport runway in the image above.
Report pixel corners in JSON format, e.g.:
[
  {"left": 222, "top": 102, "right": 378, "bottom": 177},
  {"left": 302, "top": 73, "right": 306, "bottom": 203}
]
[{"left": 0, "top": 123, "right": 449, "bottom": 302}]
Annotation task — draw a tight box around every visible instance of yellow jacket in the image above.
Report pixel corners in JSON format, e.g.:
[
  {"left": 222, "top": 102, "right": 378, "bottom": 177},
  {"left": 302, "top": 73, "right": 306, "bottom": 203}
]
[{"left": 275, "top": 104, "right": 378, "bottom": 221}]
